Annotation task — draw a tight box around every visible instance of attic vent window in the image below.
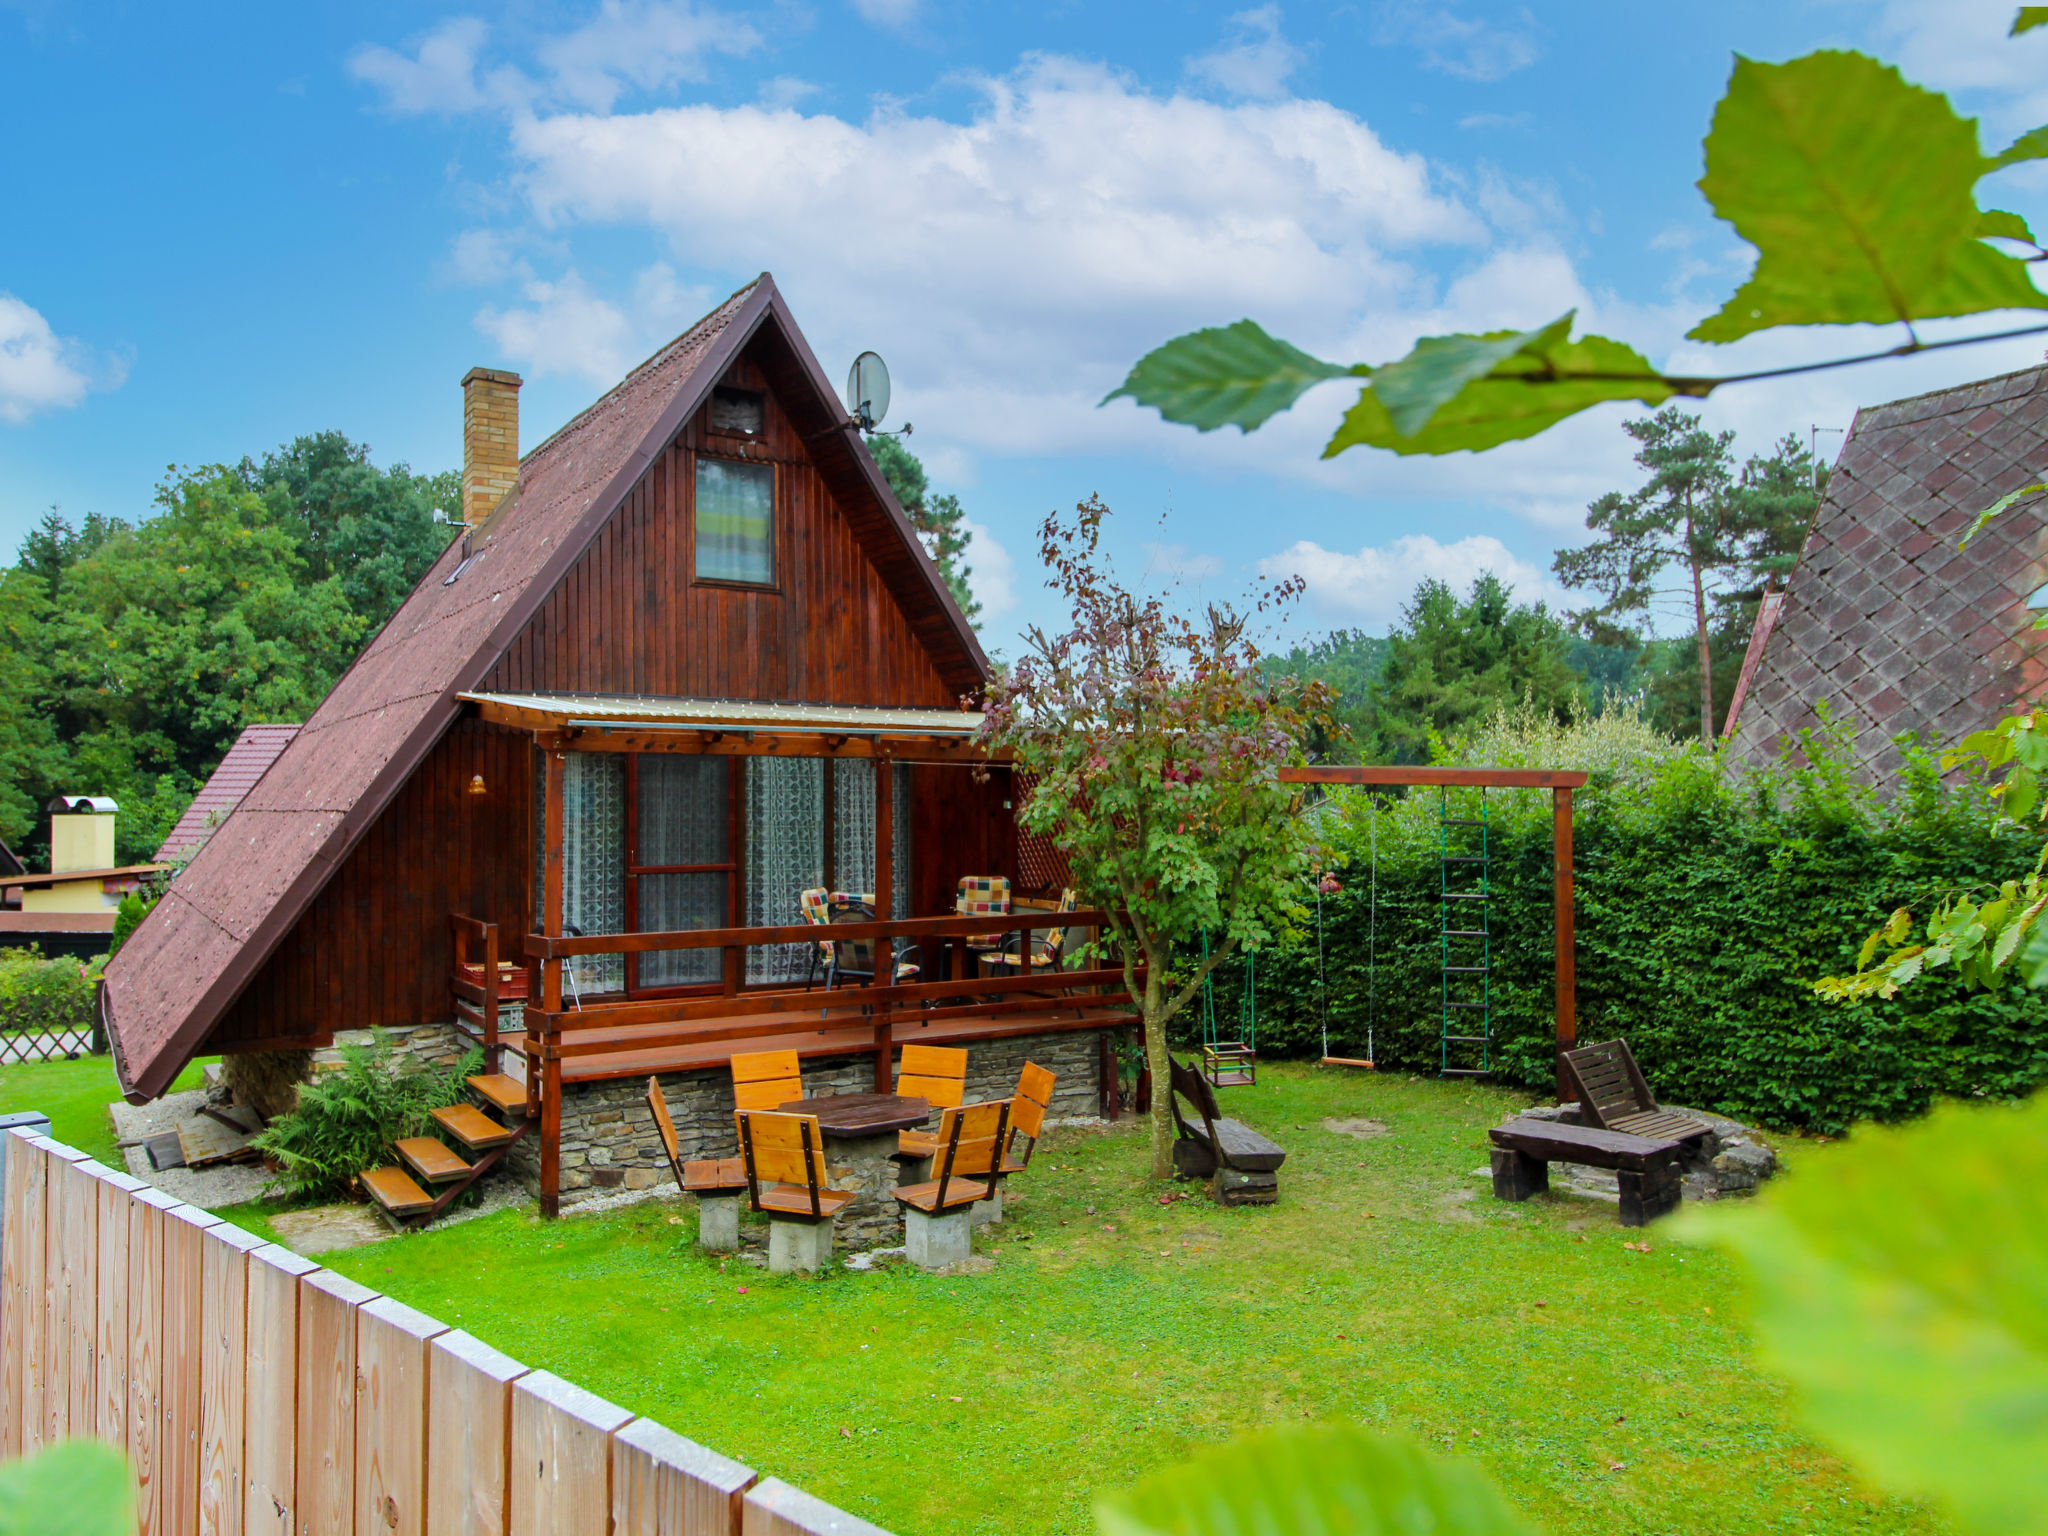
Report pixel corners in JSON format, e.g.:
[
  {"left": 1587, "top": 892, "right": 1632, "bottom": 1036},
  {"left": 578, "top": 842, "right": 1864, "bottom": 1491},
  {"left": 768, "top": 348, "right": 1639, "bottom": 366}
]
[{"left": 709, "top": 387, "right": 764, "bottom": 437}]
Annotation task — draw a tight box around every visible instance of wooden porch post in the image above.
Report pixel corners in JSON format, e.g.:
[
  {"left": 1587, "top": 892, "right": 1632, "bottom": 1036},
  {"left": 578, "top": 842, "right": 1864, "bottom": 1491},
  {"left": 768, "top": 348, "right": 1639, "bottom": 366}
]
[
  {"left": 541, "top": 744, "right": 566, "bottom": 1218},
  {"left": 1553, "top": 785, "right": 1576, "bottom": 1102},
  {"left": 872, "top": 758, "right": 894, "bottom": 1093}
]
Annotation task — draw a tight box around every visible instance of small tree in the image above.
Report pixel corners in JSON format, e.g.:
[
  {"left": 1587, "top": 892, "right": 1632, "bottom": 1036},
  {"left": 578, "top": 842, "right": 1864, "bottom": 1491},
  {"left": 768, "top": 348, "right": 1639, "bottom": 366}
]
[{"left": 977, "top": 498, "right": 1329, "bottom": 1179}]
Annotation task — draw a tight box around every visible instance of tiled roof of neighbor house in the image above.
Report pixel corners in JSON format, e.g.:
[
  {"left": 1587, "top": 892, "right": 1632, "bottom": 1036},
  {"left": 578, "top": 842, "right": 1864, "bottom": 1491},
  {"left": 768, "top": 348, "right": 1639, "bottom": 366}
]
[
  {"left": 102, "top": 274, "right": 991, "bottom": 1101},
  {"left": 1724, "top": 363, "right": 2048, "bottom": 780},
  {"left": 154, "top": 723, "right": 302, "bottom": 862}
]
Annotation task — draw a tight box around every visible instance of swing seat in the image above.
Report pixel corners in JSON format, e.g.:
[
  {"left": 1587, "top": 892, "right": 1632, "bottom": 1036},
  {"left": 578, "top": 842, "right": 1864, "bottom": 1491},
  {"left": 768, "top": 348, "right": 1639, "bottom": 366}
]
[
  {"left": 1202, "top": 1040, "right": 1256, "bottom": 1088},
  {"left": 1320, "top": 1056, "right": 1375, "bottom": 1070}
]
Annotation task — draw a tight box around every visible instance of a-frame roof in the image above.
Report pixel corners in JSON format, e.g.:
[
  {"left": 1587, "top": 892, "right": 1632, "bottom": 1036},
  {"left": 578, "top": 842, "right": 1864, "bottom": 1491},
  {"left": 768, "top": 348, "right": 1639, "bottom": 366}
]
[
  {"left": 1725, "top": 362, "right": 2048, "bottom": 779},
  {"left": 103, "top": 275, "right": 988, "bottom": 1100}
]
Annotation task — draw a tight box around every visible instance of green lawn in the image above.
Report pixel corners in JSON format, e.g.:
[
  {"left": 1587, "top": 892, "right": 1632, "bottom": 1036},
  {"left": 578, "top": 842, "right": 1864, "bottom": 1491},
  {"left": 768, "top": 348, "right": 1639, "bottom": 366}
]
[
  {"left": 0, "top": 1052, "right": 212, "bottom": 1166},
  {"left": 0, "top": 1057, "right": 1940, "bottom": 1536}
]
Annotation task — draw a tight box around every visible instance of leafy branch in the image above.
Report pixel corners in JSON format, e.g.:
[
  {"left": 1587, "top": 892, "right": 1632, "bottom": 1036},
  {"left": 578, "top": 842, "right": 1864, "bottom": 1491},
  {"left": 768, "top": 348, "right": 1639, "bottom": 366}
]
[{"left": 1107, "top": 50, "right": 2048, "bottom": 459}]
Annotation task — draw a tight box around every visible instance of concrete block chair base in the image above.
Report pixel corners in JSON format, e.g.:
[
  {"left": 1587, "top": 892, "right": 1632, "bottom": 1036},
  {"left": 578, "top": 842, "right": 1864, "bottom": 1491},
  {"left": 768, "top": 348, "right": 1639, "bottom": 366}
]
[
  {"left": 736, "top": 1108, "right": 853, "bottom": 1275},
  {"left": 892, "top": 1098, "right": 1012, "bottom": 1272},
  {"left": 696, "top": 1194, "right": 741, "bottom": 1251}
]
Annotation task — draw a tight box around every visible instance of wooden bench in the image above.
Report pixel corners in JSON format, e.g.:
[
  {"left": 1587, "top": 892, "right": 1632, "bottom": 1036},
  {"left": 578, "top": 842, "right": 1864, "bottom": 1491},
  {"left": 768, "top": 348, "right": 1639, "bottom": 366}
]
[
  {"left": 1167, "top": 1056, "right": 1286, "bottom": 1205},
  {"left": 1561, "top": 1039, "right": 1711, "bottom": 1143},
  {"left": 735, "top": 1109, "right": 854, "bottom": 1273},
  {"left": 646, "top": 1077, "right": 747, "bottom": 1250},
  {"left": 893, "top": 1100, "right": 1010, "bottom": 1269},
  {"left": 1488, "top": 1118, "right": 1684, "bottom": 1227}
]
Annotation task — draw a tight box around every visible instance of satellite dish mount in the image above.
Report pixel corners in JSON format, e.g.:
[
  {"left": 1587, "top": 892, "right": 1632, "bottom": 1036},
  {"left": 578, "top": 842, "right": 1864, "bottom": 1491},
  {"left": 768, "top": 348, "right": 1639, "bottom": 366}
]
[{"left": 844, "top": 351, "right": 911, "bottom": 438}]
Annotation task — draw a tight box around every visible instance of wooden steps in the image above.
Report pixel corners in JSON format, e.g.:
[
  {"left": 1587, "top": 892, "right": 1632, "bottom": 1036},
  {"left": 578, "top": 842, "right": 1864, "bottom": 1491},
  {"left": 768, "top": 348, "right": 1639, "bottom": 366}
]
[
  {"left": 362, "top": 1166, "right": 434, "bottom": 1217},
  {"left": 433, "top": 1103, "right": 518, "bottom": 1151},
  {"left": 466, "top": 1073, "right": 528, "bottom": 1116},
  {"left": 395, "top": 1136, "right": 472, "bottom": 1185}
]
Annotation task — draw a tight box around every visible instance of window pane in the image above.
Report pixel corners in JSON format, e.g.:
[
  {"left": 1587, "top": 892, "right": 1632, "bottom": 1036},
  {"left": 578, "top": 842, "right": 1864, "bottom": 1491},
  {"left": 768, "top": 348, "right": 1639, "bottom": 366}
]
[
  {"left": 638, "top": 872, "right": 728, "bottom": 987},
  {"left": 561, "top": 753, "right": 626, "bottom": 994},
  {"left": 637, "top": 756, "right": 728, "bottom": 866},
  {"left": 695, "top": 458, "right": 774, "bottom": 584},
  {"left": 745, "top": 758, "right": 825, "bottom": 985}
]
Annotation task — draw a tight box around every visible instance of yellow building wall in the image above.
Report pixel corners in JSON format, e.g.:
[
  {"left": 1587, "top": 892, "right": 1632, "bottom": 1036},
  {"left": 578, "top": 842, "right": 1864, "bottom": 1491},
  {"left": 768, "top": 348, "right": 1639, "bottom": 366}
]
[
  {"left": 22, "top": 878, "right": 114, "bottom": 913},
  {"left": 50, "top": 814, "right": 114, "bottom": 874}
]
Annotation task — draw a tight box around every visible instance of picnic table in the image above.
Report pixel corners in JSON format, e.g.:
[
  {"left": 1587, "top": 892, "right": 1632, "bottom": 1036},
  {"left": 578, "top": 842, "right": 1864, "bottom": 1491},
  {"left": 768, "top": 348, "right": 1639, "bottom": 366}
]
[{"left": 776, "top": 1091, "right": 930, "bottom": 1247}]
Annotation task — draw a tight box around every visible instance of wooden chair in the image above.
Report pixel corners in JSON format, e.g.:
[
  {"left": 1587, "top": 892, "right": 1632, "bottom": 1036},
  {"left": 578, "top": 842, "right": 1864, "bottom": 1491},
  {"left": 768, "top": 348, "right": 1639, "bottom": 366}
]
[
  {"left": 892, "top": 1099, "right": 1012, "bottom": 1268},
  {"left": 734, "top": 1108, "right": 854, "bottom": 1273},
  {"left": 956, "top": 875, "right": 1013, "bottom": 962},
  {"left": 1167, "top": 1055, "right": 1286, "bottom": 1206},
  {"left": 731, "top": 1049, "right": 804, "bottom": 1113},
  {"left": 648, "top": 1077, "right": 745, "bottom": 1251},
  {"left": 895, "top": 1045, "right": 969, "bottom": 1160},
  {"left": 978, "top": 888, "right": 1079, "bottom": 982},
  {"left": 823, "top": 896, "right": 923, "bottom": 988},
  {"left": 1561, "top": 1040, "right": 1711, "bottom": 1142},
  {"left": 977, "top": 1061, "right": 1056, "bottom": 1223}
]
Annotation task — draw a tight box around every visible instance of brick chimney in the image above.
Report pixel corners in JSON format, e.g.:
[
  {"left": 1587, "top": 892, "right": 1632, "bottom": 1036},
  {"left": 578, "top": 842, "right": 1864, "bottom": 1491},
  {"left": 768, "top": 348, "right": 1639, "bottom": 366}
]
[{"left": 461, "top": 367, "right": 523, "bottom": 527}]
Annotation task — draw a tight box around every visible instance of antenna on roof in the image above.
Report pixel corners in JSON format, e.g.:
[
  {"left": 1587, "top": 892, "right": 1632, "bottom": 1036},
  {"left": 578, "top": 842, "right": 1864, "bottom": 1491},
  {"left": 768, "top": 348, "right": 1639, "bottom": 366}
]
[{"left": 844, "top": 351, "right": 911, "bottom": 438}]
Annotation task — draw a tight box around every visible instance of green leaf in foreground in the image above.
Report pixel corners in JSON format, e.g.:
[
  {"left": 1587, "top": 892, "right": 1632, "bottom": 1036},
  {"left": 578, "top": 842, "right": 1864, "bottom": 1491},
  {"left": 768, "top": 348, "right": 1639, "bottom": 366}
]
[
  {"left": 1366, "top": 313, "right": 1574, "bottom": 438},
  {"left": 1960, "top": 480, "right": 2048, "bottom": 547},
  {"left": 1324, "top": 330, "right": 1674, "bottom": 457},
  {"left": 1691, "top": 51, "right": 2048, "bottom": 341},
  {"left": 1095, "top": 1422, "right": 1541, "bottom": 1536},
  {"left": 1989, "top": 122, "right": 2048, "bottom": 170},
  {"left": 2012, "top": 7, "right": 2048, "bottom": 35},
  {"left": 1103, "top": 321, "right": 1358, "bottom": 433},
  {"left": 0, "top": 1440, "right": 133, "bottom": 1536},
  {"left": 1674, "top": 1093, "right": 2048, "bottom": 1535}
]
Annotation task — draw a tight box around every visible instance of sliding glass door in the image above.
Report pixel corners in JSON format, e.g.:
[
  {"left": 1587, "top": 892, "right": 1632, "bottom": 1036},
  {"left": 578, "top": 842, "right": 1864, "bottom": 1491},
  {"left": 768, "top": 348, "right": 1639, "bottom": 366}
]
[{"left": 632, "top": 756, "right": 734, "bottom": 989}]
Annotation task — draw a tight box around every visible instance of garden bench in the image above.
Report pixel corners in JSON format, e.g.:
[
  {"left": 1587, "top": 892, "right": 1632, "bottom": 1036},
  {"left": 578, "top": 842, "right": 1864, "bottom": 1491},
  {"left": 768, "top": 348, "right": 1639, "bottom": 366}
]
[
  {"left": 1561, "top": 1039, "right": 1711, "bottom": 1143},
  {"left": 647, "top": 1077, "right": 747, "bottom": 1251},
  {"left": 1488, "top": 1117, "right": 1683, "bottom": 1227},
  {"left": 1167, "top": 1056, "right": 1286, "bottom": 1205}
]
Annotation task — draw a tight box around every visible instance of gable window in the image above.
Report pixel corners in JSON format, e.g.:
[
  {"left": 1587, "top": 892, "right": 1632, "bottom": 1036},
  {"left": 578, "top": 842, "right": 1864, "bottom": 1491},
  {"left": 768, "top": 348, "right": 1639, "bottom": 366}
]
[
  {"left": 694, "top": 457, "right": 775, "bottom": 586},
  {"left": 709, "top": 386, "right": 765, "bottom": 437}
]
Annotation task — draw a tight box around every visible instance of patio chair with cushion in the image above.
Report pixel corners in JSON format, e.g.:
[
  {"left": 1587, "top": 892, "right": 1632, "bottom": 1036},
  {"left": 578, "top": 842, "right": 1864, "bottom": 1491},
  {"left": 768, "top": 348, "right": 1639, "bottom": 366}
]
[
  {"left": 979, "top": 888, "right": 1079, "bottom": 981},
  {"left": 956, "top": 875, "right": 1013, "bottom": 962},
  {"left": 735, "top": 1108, "right": 853, "bottom": 1273},
  {"left": 824, "top": 896, "right": 922, "bottom": 989},
  {"left": 798, "top": 887, "right": 874, "bottom": 989}
]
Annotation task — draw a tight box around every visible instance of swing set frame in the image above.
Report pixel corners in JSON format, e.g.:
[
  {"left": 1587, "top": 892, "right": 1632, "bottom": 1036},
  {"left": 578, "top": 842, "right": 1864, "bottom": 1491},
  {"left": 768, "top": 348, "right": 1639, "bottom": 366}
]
[{"left": 1279, "top": 764, "right": 1589, "bottom": 1094}]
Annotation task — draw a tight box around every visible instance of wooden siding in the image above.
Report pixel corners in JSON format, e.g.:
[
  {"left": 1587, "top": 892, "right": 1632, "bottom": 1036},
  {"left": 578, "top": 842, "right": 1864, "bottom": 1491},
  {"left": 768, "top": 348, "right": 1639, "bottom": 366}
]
[
  {"left": 211, "top": 719, "right": 533, "bottom": 1049},
  {"left": 909, "top": 764, "right": 1016, "bottom": 918},
  {"left": 483, "top": 350, "right": 957, "bottom": 707}
]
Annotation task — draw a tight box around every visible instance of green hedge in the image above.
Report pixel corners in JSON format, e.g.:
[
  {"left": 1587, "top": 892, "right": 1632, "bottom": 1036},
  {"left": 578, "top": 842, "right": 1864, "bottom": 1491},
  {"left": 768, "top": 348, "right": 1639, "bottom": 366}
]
[
  {"left": 0, "top": 946, "right": 105, "bottom": 1036},
  {"left": 1194, "top": 709, "right": 2048, "bottom": 1134}
]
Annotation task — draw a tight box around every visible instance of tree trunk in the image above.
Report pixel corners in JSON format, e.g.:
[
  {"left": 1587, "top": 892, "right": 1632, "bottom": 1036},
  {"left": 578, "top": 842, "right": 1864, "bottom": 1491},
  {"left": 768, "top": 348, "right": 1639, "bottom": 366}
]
[
  {"left": 1690, "top": 552, "right": 1715, "bottom": 742},
  {"left": 1142, "top": 966, "right": 1175, "bottom": 1180}
]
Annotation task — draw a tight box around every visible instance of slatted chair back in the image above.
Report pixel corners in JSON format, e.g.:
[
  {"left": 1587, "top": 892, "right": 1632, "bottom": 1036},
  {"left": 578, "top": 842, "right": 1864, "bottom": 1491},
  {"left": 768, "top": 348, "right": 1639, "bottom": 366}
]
[
  {"left": 731, "top": 1049, "right": 803, "bottom": 1113},
  {"left": 734, "top": 1109, "right": 831, "bottom": 1217},
  {"left": 646, "top": 1077, "right": 686, "bottom": 1187},
  {"left": 1002, "top": 1061, "right": 1057, "bottom": 1169},
  {"left": 1562, "top": 1040, "right": 1654, "bottom": 1130},
  {"left": 826, "top": 895, "right": 880, "bottom": 978},
  {"left": 955, "top": 875, "right": 1012, "bottom": 917},
  {"left": 1168, "top": 1054, "right": 1223, "bottom": 1145},
  {"left": 930, "top": 1099, "right": 1013, "bottom": 1208},
  {"left": 897, "top": 1045, "right": 968, "bottom": 1110}
]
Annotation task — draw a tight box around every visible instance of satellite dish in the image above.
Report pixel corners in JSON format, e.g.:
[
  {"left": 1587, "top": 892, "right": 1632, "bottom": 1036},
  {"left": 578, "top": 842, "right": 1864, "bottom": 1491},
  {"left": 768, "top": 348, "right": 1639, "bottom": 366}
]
[{"left": 845, "top": 351, "right": 891, "bottom": 432}]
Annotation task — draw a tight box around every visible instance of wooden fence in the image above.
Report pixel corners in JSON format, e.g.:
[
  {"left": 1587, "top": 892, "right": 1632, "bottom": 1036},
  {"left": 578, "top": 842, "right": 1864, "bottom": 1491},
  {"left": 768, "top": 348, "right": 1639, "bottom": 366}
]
[{"left": 0, "top": 1129, "right": 893, "bottom": 1536}]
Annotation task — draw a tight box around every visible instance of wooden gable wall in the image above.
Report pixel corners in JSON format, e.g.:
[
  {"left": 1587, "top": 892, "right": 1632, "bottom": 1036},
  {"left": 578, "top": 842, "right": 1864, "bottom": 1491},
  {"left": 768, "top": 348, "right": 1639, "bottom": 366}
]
[{"left": 482, "top": 346, "right": 958, "bottom": 707}]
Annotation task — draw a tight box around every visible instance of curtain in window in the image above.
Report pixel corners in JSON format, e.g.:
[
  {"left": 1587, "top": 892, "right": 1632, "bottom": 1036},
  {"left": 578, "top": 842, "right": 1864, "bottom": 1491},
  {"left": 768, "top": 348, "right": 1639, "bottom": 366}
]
[
  {"left": 831, "top": 760, "right": 911, "bottom": 920},
  {"left": 637, "top": 757, "right": 729, "bottom": 988},
  {"left": 561, "top": 753, "right": 626, "bottom": 994},
  {"left": 695, "top": 459, "right": 774, "bottom": 584},
  {"left": 745, "top": 758, "right": 825, "bottom": 984}
]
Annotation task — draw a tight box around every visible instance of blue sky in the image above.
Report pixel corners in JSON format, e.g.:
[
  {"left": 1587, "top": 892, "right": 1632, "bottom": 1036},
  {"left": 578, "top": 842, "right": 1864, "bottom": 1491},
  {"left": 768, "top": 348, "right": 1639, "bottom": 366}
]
[{"left": 6, "top": 0, "right": 2048, "bottom": 656}]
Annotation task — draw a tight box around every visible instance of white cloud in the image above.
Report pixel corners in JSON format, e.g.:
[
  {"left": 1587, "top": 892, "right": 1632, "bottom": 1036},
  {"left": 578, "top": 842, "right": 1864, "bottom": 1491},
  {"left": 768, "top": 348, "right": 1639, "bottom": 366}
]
[
  {"left": 1372, "top": 1, "right": 1541, "bottom": 83},
  {"left": 473, "top": 270, "right": 643, "bottom": 384},
  {"left": 538, "top": 0, "right": 761, "bottom": 112},
  {"left": 347, "top": 18, "right": 507, "bottom": 115},
  {"left": 1258, "top": 533, "right": 1570, "bottom": 630},
  {"left": 758, "top": 76, "right": 822, "bottom": 110},
  {"left": 1871, "top": 0, "right": 2048, "bottom": 138},
  {"left": 961, "top": 519, "right": 1017, "bottom": 622},
  {"left": 446, "top": 228, "right": 529, "bottom": 285},
  {"left": 1143, "top": 541, "right": 1227, "bottom": 583},
  {"left": 1187, "top": 5, "right": 1306, "bottom": 101},
  {"left": 851, "top": 0, "right": 921, "bottom": 31},
  {"left": 0, "top": 293, "right": 119, "bottom": 424}
]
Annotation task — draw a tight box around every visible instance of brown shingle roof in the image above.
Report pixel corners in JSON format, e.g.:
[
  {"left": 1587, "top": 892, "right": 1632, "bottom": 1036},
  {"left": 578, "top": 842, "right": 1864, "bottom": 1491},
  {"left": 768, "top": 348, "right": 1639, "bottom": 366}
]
[
  {"left": 154, "top": 722, "right": 302, "bottom": 862},
  {"left": 103, "top": 274, "right": 988, "bottom": 1100},
  {"left": 1725, "top": 363, "right": 2048, "bottom": 778}
]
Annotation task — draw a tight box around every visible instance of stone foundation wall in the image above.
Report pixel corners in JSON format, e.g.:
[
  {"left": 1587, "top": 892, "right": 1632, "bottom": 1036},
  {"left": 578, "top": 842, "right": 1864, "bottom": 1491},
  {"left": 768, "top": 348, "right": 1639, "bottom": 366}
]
[
  {"left": 536, "top": 1027, "right": 1110, "bottom": 1206},
  {"left": 311, "top": 1022, "right": 477, "bottom": 1075}
]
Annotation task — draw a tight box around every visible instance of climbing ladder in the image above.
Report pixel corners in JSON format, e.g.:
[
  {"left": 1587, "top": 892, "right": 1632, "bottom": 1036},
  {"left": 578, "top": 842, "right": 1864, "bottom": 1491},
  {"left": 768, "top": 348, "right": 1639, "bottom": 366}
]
[
  {"left": 362, "top": 1073, "right": 533, "bottom": 1229},
  {"left": 1438, "top": 787, "right": 1493, "bottom": 1077}
]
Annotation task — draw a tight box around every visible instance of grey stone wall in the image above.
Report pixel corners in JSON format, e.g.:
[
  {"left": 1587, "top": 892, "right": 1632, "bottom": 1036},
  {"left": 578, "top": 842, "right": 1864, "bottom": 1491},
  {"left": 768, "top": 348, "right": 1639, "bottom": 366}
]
[
  {"left": 312, "top": 1023, "right": 477, "bottom": 1076},
  {"left": 536, "top": 1027, "right": 1108, "bottom": 1206}
]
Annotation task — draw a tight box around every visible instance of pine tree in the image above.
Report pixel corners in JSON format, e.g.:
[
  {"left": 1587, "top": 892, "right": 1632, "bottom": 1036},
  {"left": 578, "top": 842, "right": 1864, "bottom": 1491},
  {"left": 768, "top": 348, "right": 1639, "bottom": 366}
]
[{"left": 867, "top": 436, "right": 980, "bottom": 625}]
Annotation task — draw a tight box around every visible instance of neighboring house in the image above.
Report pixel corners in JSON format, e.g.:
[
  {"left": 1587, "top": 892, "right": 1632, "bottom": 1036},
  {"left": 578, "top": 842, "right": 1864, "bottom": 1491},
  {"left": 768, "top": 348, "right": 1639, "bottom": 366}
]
[
  {"left": 0, "top": 797, "right": 167, "bottom": 958},
  {"left": 1724, "top": 364, "right": 2048, "bottom": 778},
  {"left": 104, "top": 275, "right": 1129, "bottom": 1215},
  {"left": 154, "top": 722, "right": 302, "bottom": 864}
]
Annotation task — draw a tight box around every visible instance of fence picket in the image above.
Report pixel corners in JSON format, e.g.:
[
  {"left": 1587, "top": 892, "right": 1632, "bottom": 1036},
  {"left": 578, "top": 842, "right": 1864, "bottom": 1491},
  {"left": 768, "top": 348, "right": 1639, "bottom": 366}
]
[
  {"left": 42, "top": 1143, "right": 92, "bottom": 1445},
  {"left": 129, "top": 1185, "right": 183, "bottom": 1536},
  {"left": 199, "top": 1223, "right": 266, "bottom": 1536},
  {"left": 161, "top": 1204, "right": 226, "bottom": 1536},
  {"left": 299, "top": 1269, "right": 378, "bottom": 1536},
  {"left": 509, "top": 1372, "right": 633, "bottom": 1536},
  {"left": 741, "top": 1480, "right": 895, "bottom": 1536},
  {"left": 354, "top": 1296, "right": 447, "bottom": 1536},
  {"left": 612, "top": 1418, "right": 756, "bottom": 1536},
  {"left": 64, "top": 1158, "right": 110, "bottom": 1442},
  {"left": 243, "top": 1245, "right": 317, "bottom": 1536},
  {"left": 0, "top": 1129, "right": 41, "bottom": 1457},
  {"left": 423, "top": 1330, "right": 528, "bottom": 1536},
  {"left": 96, "top": 1168, "right": 148, "bottom": 1451}
]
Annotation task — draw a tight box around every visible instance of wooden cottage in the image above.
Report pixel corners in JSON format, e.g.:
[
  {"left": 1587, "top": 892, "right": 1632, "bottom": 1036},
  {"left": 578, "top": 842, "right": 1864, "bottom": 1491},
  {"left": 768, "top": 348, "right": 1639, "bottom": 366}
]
[{"left": 102, "top": 276, "right": 1133, "bottom": 1215}]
